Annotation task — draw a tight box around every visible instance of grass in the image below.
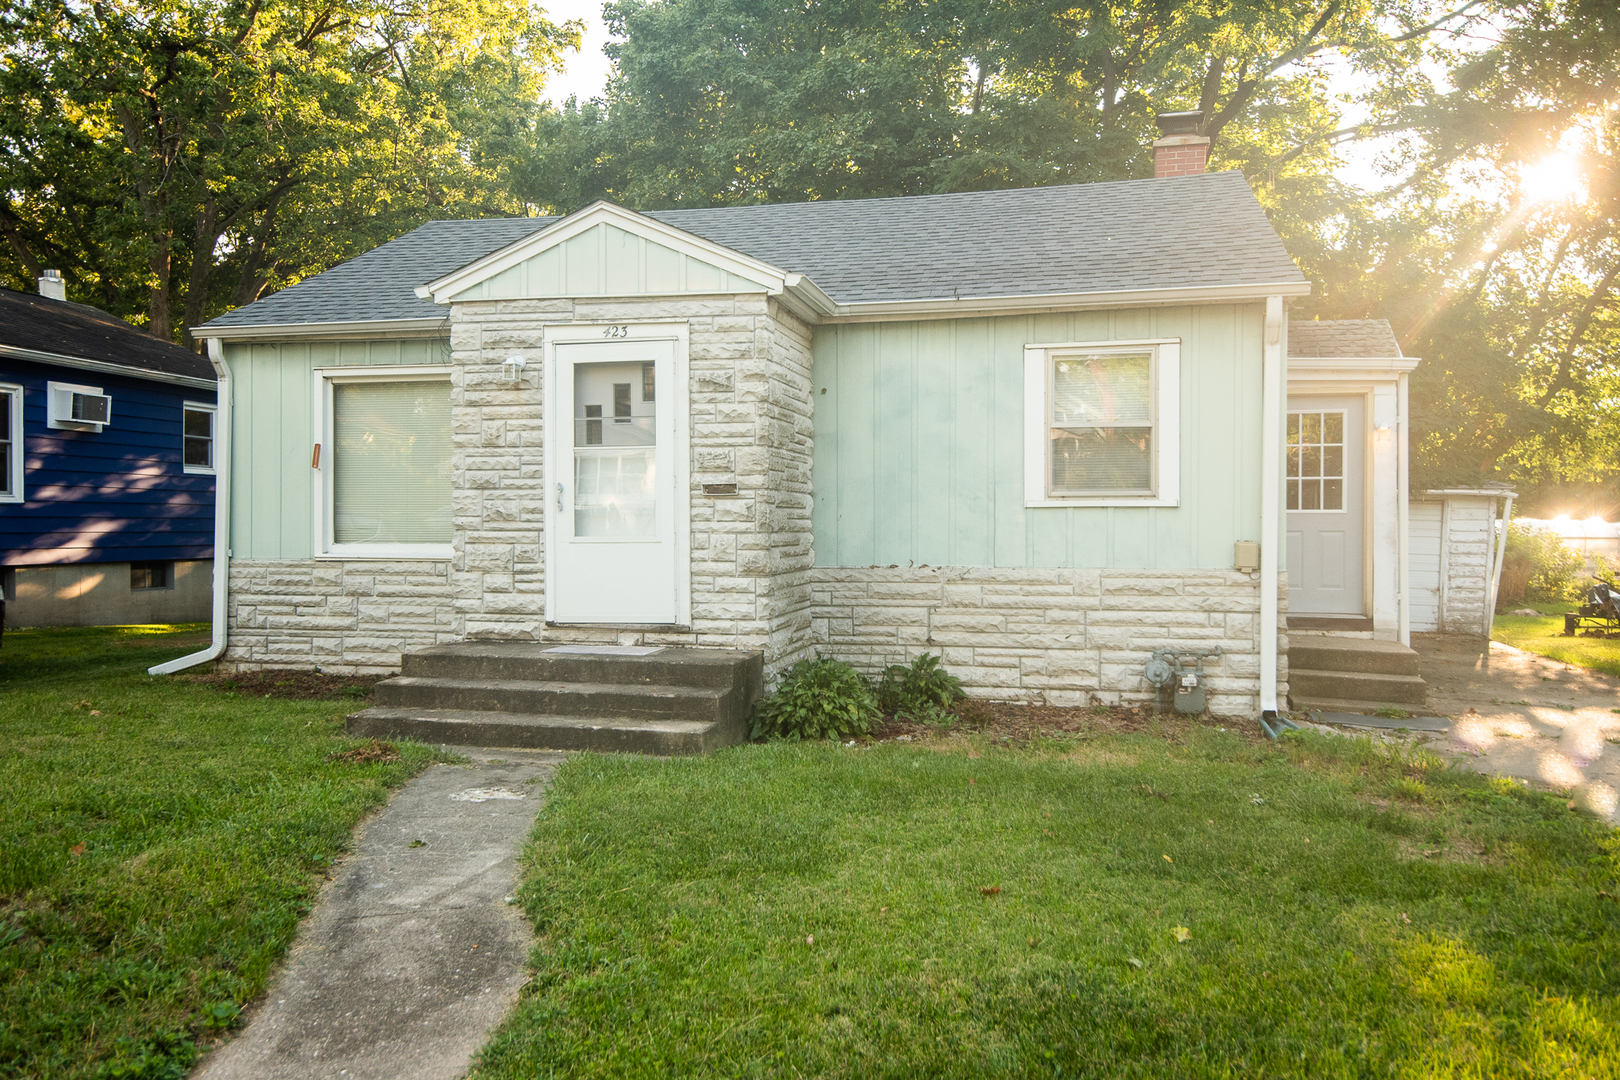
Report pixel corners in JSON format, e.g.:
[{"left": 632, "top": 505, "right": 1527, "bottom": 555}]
[
  {"left": 473, "top": 728, "right": 1620, "bottom": 1079},
  {"left": 0, "top": 624, "right": 441, "bottom": 1079},
  {"left": 1493, "top": 600, "right": 1620, "bottom": 677}
]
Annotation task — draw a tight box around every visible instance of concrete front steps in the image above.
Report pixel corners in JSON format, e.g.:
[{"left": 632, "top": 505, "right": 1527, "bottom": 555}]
[
  {"left": 1287, "top": 636, "right": 1427, "bottom": 713},
  {"left": 347, "top": 643, "right": 764, "bottom": 755}
]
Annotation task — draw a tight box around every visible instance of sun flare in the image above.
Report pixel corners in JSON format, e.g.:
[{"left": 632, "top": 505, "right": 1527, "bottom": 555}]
[{"left": 1515, "top": 127, "right": 1591, "bottom": 205}]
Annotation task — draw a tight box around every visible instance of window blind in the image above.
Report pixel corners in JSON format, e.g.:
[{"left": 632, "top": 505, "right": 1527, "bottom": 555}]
[
  {"left": 1050, "top": 352, "right": 1152, "bottom": 493},
  {"left": 333, "top": 381, "right": 452, "bottom": 544}
]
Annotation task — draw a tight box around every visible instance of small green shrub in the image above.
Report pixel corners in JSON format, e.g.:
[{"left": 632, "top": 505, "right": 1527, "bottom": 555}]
[
  {"left": 750, "top": 656, "right": 881, "bottom": 741},
  {"left": 877, "top": 652, "right": 965, "bottom": 716},
  {"left": 1499, "top": 523, "right": 1586, "bottom": 604}
]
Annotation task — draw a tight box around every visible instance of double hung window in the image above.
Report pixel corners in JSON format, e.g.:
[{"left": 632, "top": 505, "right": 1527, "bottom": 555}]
[
  {"left": 0, "top": 384, "right": 20, "bottom": 502},
  {"left": 183, "top": 402, "right": 216, "bottom": 473},
  {"left": 313, "top": 369, "right": 453, "bottom": 558},
  {"left": 1024, "top": 340, "right": 1180, "bottom": 507}
]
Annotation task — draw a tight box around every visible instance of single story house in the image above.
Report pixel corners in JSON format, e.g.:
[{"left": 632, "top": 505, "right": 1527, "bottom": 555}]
[
  {"left": 164, "top": 117, "right": 1448, "bottom": 725},
  {"left": 1, "top": 276, "right": 217, "bottom": 627}
]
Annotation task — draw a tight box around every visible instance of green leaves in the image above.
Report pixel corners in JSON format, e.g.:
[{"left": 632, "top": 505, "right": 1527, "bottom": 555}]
[{"left": 749, "top": 655, "right": 882, "bottom": 742}]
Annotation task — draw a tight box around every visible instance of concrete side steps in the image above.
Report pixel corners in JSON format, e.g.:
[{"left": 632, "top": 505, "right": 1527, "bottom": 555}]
[
  {"left": 1292, "top": 696, "right": 1448, "bottom": 722},
  {"left": 1289, "top": 669, "right": 1427, "bottom": 704},
  {"left": 349, "top": 707, "right": 741, "bottom": 756},
  {"left": 400, "top": 643, "right": 760, "bottom": 689},
  {"left": 1289, "top": 637, "right": 1421, "bottom": 676},
  {"left": 373, "top": 676, "right": 733, "bottom": 723},
  {"left": 349, "top": 643, "right": 764, "bottom": 755}
]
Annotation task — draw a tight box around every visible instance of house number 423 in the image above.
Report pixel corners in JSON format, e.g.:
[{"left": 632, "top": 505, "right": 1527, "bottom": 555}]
[{"left": 602, "top": 325, "right": 629, "bottom": 338}]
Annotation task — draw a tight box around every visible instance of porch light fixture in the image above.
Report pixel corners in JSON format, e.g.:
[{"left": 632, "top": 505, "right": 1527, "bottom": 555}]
[
  {"left": 1375, "top": 424, "right": 1392, "bottom": 442},
  {"left": 502, "top": 355, "right": 527, "bottom": 385}
]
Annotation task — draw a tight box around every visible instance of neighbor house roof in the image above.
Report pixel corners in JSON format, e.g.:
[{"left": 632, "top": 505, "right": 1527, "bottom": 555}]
[
  {"left": 200, "top": 170, "right": 1309, "bottom": 333},
  {"left": 0, "top": 287, "right": 215, "bottom": 387},
  {"left": 1288, "top": 319, "right": 1402, "bottom": 358}
]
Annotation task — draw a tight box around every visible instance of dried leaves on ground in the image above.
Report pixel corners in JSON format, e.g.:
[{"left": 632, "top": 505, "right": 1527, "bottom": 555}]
[
  {"left": 872, "top": 701, "right": 1255, "bottom": 744},
  {"left": 326, "top": 739, "right": 401, "bottom": 764},
  {"left": 181, "top": 670, "right": 381, "bottom": 700}
]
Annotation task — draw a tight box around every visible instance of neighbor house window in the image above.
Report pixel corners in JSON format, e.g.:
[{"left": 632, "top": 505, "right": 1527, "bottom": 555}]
[
  {"left": 183, "top": 402, "right": 216, "bottom": 474},
  {"left": 130, "top": 561, "right": 172, "bottom": 590},
  {"left": 313, "top": 369, "right": 453, "bottom": 558},
  {"left": 1024, "top": 340, "right": 1181, "bottom": 507},
  {"left": 0, "top": 384, "right": 20, "bottom": 502}
]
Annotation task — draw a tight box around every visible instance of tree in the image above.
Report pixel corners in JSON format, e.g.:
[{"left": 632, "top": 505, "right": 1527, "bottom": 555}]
[{"left": 0, "top": 0, "right": 579, "bottom": 344}]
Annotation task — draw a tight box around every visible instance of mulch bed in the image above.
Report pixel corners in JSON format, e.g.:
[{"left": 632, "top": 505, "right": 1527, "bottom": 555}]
[
  {"left": 871, "top": 700, "right": 1260, "bottom": 744},
  {"left": 180, "top": 670, "right": 383, "bottom": 700}
]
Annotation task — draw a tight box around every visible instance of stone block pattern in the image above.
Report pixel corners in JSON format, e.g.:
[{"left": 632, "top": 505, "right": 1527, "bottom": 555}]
[
  {"left": 226, "top": 296, "right": 819, "bottom": 681},
  {"left": 810, "top": 566, "right": 1289, "bottom": 717},
  {"left": 222, "top": 560, "right": 457, "bottom": 674}
]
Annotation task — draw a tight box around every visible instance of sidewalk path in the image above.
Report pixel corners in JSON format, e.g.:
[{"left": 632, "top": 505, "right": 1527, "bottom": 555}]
[
  {"left": 1412, "top": 633, "right": 1620, "bottom": 820},
  {"left": 194, "top": 749, "right": 564, "bottom": 1080}
]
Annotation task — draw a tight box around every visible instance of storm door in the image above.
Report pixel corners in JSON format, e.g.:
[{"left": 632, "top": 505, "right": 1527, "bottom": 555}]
[
  {"left": 546, "top": 338, "right": 679, "bottom": 623},
  {"left": 1284, "top": 395, "right": 1366, "bottom": 616}
]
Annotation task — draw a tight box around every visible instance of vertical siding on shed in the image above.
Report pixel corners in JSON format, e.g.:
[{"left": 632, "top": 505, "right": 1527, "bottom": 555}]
[
  {"left": 811, "top": 304, "right": 1265, "bottom": 570},
  {"left": 1409, "top": 501, "right": 1443, "bottom": 632},
  {"left": 225, "top": 338, "right": 449, "bottom": 560}
]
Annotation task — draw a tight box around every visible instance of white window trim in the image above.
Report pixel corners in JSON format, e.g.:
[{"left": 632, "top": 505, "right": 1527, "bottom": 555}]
[
  {"left": 311, "top": 365, "right": 455, "bottom": 561},
  {"left": 0, "top": 382, "right": 22, "bottom": 503},
  {"left": 182, "top": 400, "right": 217, "bottom": 475},
  {"left": 1023, "top": 338, "right": 1180, "bottom": 508}
]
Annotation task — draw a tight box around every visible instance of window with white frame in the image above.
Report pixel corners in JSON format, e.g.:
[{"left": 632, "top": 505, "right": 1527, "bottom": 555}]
[
  {"left": 183, "top": 402, "right": 216, "bottom": 473},
  {"left": 1024, "top": 340, "right": 1180, "bottom": 506},
  {"left": 313, "top": 369, "right": 453, "bottom": 557},
  {"left": 0, "top": 383, "right": 21, "bottom": 502}
]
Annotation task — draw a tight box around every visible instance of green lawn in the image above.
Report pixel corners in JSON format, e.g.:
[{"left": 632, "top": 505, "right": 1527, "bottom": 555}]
[
  {"left": 1493, "top": 601, "right": 1620, "bottom": 677},
  {"left": 474, "top": 730, "right": 1620, "bottom": 1079},
  {"left": 0, "top": 625, "right": 440, "bottom": 1079}
]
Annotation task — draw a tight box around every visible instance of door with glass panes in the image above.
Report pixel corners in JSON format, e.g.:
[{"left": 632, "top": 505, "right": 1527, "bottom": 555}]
[
  {"left": 546, "top": 337, "right": 679, "bottom": 623},
  {"left": 1284, "top": 395, "right": 1365, "bottom": 616}
]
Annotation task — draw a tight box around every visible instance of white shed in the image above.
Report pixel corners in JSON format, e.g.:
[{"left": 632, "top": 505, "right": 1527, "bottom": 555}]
[{"left": 1409, "top": 488, "right": 1515, "bottom": 635}]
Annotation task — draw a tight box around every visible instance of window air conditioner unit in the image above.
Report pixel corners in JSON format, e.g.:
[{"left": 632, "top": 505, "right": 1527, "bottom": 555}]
[{"left": 47, "top": 381, "right": 112, "bottom": 432}]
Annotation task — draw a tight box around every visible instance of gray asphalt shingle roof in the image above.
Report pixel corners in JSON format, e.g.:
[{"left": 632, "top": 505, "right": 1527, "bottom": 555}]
[
  {"left": 1288, "top": 319, "right": 1403, "bottom": 358},
  {"left": 201, "top": 171, "right": 1306, "bottom": 331}
]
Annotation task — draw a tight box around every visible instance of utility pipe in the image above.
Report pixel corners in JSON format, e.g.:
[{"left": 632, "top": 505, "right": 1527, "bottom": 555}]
[
  {"left": 1485, "top": 492, "right": 1515, "bottom": 636},
  {"left": 150, "top": 338, "right": 231, "bottom": 675},
  {"left": 1258, "top": 296, "right": 1285, "bottom": 727}
]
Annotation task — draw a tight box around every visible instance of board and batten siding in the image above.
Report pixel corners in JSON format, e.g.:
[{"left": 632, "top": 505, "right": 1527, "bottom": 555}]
[
  {"left": 450, "top": 223, "right": 773, "bottom": 302},
  {"left": 811, "top": 304, "right": 1266, "bottom": 570},
  {"left": 224, "top": 338, "right": 449, "bottom": 560}
]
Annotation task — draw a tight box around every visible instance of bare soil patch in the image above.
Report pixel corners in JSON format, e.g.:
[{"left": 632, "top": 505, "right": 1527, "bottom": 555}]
[
  {"left": 870, "top": 701, "right": 1259, "bottom": 744},
  {"left": 325, "top": 738, "right": 401, "bottom": 764},
  {"left": 181, "top": 670, "right": 382, "bottom": 701}
]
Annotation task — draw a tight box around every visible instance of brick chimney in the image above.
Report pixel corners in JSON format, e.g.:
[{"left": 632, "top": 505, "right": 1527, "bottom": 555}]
[
  {"left": 1153, "top": 111, "right": 1209, "bottom": 178},
  {"left": 37, "top": 269, "right": 66, "bottom": 301}
]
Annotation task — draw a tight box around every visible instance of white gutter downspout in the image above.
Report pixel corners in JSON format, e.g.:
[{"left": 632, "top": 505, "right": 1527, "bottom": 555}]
[
  {"left": 1258, "top": 296, "right": 1287, "bottom": 733},
  {"left": 1397, "top": 371, "right": 1411, "bottom": 647},
  {"left": 149, "top": 337, "right": 231, "bottom": 675}
]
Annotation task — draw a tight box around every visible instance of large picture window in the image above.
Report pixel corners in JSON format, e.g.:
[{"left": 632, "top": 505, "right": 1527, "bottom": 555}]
[
  {"left": 0, "top": 383, "right": 21, "bottom": 502},
  {"left": 314, "top": 369, "right": 453, "bottom": 558},
  {"left": 1024, "top": 340, "right": 1180, "bottom": 507}
]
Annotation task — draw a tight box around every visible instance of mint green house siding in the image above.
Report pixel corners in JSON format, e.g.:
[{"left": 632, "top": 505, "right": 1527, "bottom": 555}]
[
  {"left": 225, "top": 338, "right": 449, "bottom": 560},
  {"left": 811, "top": 304, "right": 1266, "bottom": 570},
  {"left": 449, "top": 224, "right": 773, "bottom": 301}
]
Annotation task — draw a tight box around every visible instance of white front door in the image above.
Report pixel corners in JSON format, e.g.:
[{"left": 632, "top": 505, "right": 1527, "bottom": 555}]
[
  {"left": 546, "top": 335, "right": 682, "bottom": 624},
  {"left": 1285, "top": 395, "right": 1365, "bottom": 616}
]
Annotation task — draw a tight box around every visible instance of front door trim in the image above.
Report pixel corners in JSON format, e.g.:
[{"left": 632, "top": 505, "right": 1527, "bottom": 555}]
[{"left": 542, "top": 321, "right": 691, "bottom": 627}]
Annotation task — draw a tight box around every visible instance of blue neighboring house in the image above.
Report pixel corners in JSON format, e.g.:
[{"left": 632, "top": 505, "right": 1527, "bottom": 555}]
[{"left": 1, "top": 272, "right": 217, "bottom": 627}]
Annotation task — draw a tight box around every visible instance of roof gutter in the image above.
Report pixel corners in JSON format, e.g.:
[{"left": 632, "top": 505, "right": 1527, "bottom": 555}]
[
  {"left": 819, "top": 280, "right": 1312, "bottom": 323},
  {"left": 149, "top": 337, "right": 232, "bottom": 676},
  {"left": 198, "top": 317, "right": 450, "bottom": 342},
  {"left": 0, "top": 343, "right": 216, "bottom": 390}
]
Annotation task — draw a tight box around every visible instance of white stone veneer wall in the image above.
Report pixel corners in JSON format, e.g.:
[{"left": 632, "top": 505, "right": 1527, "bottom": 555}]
[
  {"left": 224, "top": 294, "right": 818, "bottom": 680},
  {"left": 810, "top": 566, "right": 1289, "bottom": 718}
]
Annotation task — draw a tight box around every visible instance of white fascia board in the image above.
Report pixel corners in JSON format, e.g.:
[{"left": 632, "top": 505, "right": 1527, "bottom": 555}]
[
  {"left": 821, "top": 280, "right": 1313, "bottom": 323},
  {"left": 202, "top": 317, "right": 450, "bottom": 342},
  {"left": 0, "top": 343, "right": 216, "bottom": 391},
  {"left": 417, "top": 202, "right": 791, "bottom": 303},
  {"left": 1287, "top": 356, "right": 1420, "bottom": 383}
]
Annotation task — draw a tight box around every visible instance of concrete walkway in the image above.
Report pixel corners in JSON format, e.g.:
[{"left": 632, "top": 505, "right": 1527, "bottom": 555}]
[
  {"left": 1412, "top": 634, "right": 1620, "bottom": 820},
  {"left": 194, "top": 749, "right": 564, "bottom": 1080}
]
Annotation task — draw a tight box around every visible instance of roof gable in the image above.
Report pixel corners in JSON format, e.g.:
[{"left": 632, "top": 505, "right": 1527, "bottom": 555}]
[{"left": 421, "top": 203, "right": 785, "bottom": 304}]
